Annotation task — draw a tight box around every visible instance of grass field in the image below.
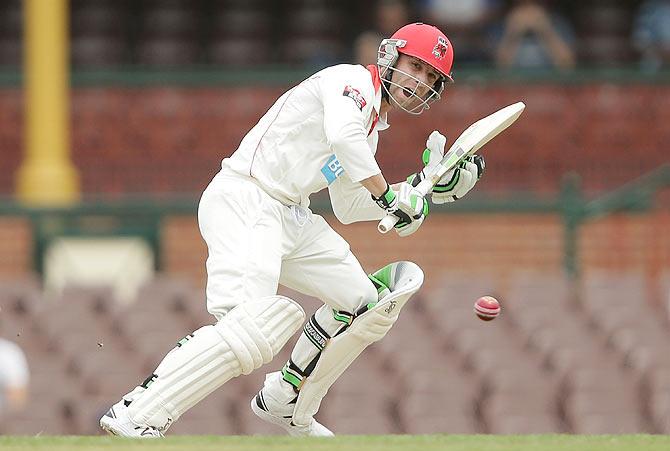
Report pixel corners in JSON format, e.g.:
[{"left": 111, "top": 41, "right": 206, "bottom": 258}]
[{"left": 1, "top": 435, "right": 669, "bottom": 451}]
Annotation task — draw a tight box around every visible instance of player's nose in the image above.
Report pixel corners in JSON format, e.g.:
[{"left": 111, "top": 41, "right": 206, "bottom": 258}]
[{"left": 414, "top": 79, "right": 429, "bottom": 97}]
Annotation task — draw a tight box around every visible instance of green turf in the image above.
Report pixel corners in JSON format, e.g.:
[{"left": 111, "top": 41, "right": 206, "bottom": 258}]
[{"left": 1, "top": 435, "right": 669, "bottom": 451}]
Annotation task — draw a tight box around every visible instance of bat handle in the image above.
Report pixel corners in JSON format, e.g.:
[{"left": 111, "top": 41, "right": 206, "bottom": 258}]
[
  {"left": 378, "top": 214, "right": 398, "bottom": 233},
  {"left": 377, "top": 179, "right": 434, "bottom": 234},
  {"left": 415, "top": 178, "right": 435, "bottom": 196}
]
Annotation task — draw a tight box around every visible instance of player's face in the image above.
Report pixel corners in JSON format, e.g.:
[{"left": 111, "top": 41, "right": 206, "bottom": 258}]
[{"left": 387, "top": 55, "right": 442, "bottom": 113}]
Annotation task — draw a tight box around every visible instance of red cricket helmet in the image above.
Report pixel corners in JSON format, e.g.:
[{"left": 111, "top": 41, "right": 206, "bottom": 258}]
[
  {"left": 377, "top": 23, "right": 454, "bottom": 114},
  {"left": 391, "top": 23, "right": 454, "bottom": 80}
]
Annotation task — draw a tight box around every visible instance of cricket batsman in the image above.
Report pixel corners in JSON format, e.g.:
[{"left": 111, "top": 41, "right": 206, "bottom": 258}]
[{"left": 100, "top": 22, "right": 485, "bottom": 437}]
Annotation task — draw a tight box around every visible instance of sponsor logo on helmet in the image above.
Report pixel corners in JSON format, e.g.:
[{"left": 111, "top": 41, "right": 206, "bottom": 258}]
[
  {"left": 342, "top": 85, "right": 367, "bottom": 111},
  {"left": 432, "top": 36, "right": 448, "bottom": 60}
]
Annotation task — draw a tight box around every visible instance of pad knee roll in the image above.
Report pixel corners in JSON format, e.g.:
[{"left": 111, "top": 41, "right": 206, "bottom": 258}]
[{"left": 217, "top": 295, "right": 306, "bottom": 375}]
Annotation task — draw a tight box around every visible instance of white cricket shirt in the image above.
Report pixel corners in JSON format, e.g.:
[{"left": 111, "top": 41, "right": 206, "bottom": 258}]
[{"left": 222, "top": 64, "right": 390, "bottom": 223}]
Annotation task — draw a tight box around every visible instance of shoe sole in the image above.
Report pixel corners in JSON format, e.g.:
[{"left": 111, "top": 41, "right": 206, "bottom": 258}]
[
  {"left": 250, "top": 397, "right": 298, "bottom": 435},
  {"left": 100, "top": 415, "right": 121, "bottom": 436},
  {"left": 250, "top": 396, "right": 334, "bottom": 437}
]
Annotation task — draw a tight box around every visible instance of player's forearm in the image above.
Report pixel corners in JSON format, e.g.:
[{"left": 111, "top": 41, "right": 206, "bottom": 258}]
[
  {"left": 359, "top": 173, "right": 388, "bottom": 198},
  {"left": 328, "top": 177, "right": 385, "bottom": 224},
  {"left": 540, "top": 29, "right": 575, "bottom": 69},
  {"left": 495, "top": 30, "right": 524, "bottom": 68}
]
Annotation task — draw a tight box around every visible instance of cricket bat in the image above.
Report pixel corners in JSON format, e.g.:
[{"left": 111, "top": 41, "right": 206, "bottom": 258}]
[{"left": 378, "top": 101, "right": 526, "bottom": 233}]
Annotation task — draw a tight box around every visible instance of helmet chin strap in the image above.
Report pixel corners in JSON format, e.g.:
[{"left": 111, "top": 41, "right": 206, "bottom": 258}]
[{"left": 381, "top": 68, "right": 392, "bottom": 103}]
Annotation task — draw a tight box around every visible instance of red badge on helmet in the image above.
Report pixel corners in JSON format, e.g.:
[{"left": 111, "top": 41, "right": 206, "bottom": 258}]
[
  {"left": 432, "top": 36, "right": 449, "bottom": 60},
  {"left": 342, "top": 85, "right": 367, "bottom": 111}
]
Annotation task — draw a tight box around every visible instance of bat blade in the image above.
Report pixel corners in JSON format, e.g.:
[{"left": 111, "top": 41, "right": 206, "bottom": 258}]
[
  {"left": 424, "top": 101, "right": 525, "bottom": 188},
  {"left": 378, "top": 101, "right": 525, "bottom": 233}
]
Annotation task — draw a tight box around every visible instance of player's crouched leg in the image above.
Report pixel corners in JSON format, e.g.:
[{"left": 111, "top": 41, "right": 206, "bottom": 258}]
[
  {"left": 249, "top": 278, "right": 378, "bottom": 437},
  {"left": 100, "top": 295, "right": 305, "bottom": 437},
  {"left": 249, "top": 300, "right": 357, "bottom": 437},
  {"left": 291, "top": 261, "right": 424, "bottom": 427}
]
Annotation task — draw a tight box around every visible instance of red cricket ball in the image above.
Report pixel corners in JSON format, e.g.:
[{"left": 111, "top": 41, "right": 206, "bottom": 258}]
[{"left": 474, "top": 296, "right": 501, "bottom": 321}]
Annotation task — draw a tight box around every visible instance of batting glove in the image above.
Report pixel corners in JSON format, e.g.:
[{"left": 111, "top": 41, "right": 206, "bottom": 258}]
[
  {"left": 372, "top": 182, "right": 429, "bottom": 237},
  {"left": 407, "top": 130, "right": 486, "bottom": 204}
]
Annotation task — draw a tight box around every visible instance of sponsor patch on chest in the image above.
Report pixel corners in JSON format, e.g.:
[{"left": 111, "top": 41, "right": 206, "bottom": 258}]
[
  {"left": 342, "top": 85, "right": 367, "bottom": 111},
  {"left": 320, "top": 154, "right": 345, "bottom": 185}
]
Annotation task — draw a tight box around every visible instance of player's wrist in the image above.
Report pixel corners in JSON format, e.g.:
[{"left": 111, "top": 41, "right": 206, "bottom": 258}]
[{"left": 372, "top": 184, "right": 395, "bottom": 210}]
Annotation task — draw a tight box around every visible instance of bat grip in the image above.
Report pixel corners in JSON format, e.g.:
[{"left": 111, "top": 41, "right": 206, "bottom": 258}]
[
  {"left": 377, "top": 178, "right": 435, "bottom": 234},
  {"left": 378, "top": 214, "right": 398, "bottom": 233}
]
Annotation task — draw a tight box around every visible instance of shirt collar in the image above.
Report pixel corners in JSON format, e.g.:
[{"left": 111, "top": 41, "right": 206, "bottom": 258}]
[{"left": 366, "top": 65, "right": 383, "bottom": 116}]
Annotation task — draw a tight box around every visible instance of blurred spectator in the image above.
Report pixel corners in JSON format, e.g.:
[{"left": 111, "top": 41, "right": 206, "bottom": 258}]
[
  {"left": 375, "top": 0, "right": 412, "bottom": 37},
  {"left": 0, "top": 335, "right": 29, "bottom": 419},
  {"left": 353, "top": 0, "right": 410, "bottom": 65},
  {"left": 354, "top": 31, "right": 385, "bottom": 65},
  {"left": 573, "top": 2, "right": 634, "bottom": 68},
  {"left": 632, "top": 0, "right": 670, "bottom": 71},
  {"left": 494, "top": 0, "right": 575, "bottom": 70},
  {"left": 417, "top": 0, "right": 503, "bottom": 64}
]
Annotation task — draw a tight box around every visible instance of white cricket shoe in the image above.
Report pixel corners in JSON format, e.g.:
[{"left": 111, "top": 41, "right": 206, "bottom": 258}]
[
  {"left": 250, "top": 372, "right": 334, "bottom": 437},
  {"left": 100, "top": 400, "right": 164, "bottom": 438}
]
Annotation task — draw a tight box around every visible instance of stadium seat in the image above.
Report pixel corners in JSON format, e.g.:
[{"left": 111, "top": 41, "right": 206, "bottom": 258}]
[
  {"left": 2, "top": 391, "right": 77, "bottom": 435},
  {"left": 403, "top": 413, "right": 479, "bottom": 434},
  {"left": 487, "top": 413, "right": 562, "bottom": 434},
  {"left": 168, "top": 388, "right": 236, "bottom": 435},
  {"left": 564, "top": 388, "right": 644, "bottom": 433},
  {"left": 482, "top": 390, "right": 556, "bottom": 419},
  {"left": 321, "top": 392, "right": 393, "bottom": 432},
  {"left": 137, "top": 39, "right": 199, "bottom": 67},
  {"left": 72, "top": 36, "right": 126, "bottom": 68},
  {"left": 407, "top": 365, "right": 478, "bottom": 396},
  {"left": 0, "top": 37, "right": 20, "bottom": 66},
  {"left": 570, "top": 412, "right": 646, "bottom": 434},
  {"left": 624, "top": 344, "right": 670, "bottom": 375},
  {"left": 399, "top": 391, "right": 478, "bottom": 433},
  {"left": 328, "top": 414, "right": 397, "bottom": 435},
  {"left": 647, "top": 389, "right": 670, "bottom": 433},
  {"left": 482, "top": 366, "right": 559, "bottom": 397},
  {"left": 211, "top": 8, "right": 272, "bottom": 40},
  {"left": 71, "top": 2, "right": 124, "bottom": 36},
  {"left": 209, "top": 37, "right": 273, "bottom": 67}
]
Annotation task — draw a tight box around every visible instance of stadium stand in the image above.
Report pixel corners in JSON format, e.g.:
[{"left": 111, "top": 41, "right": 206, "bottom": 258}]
[{"left": 1, "top": 262, "right": 669, "bottom": 435}]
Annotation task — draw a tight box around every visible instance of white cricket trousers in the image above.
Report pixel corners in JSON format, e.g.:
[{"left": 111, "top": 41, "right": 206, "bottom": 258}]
[{"left": 198, "top": 170, "right": 378, "bottom": 320}]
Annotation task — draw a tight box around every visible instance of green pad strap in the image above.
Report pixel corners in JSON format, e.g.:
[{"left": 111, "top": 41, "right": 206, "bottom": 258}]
[
  {"left": 332, "top": 309, "right": 353, "bottom": 325},
  {"left": 281, "top": 362, "right": 303, "bottom": 389}
]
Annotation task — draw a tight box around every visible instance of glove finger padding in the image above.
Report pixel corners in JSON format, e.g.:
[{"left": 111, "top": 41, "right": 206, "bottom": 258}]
[
  {"left": 424, "top": 130, "right": 447, "bottom": 172},
  {"left": 432, "top": 155, "right": 485, "bottom": 204},
  {"left": 372, "top": 182, "right": 428, "bottom": 237},
  {"left": 394, "top": 182, "right": 429, "bottom": 237},
  {"left": 394, "top": 215, "right": 425, "bottom": 237},
  {"left": 396, "top": 182, "right": 426, "bottom": 219}
]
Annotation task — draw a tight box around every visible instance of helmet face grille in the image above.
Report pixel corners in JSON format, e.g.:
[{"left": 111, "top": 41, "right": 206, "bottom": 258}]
[
  {"left": 377, "top": 39, "right": 445, "bottom": 115},
  {"left": 376, "top": 22, "right": 454, "bottom": 115}
]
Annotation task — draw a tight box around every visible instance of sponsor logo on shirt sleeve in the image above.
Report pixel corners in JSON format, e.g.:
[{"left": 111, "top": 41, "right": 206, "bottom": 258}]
[
  {"left": 320, "top": 154, "right": 345, "bottom": 184},
  {"left": 342, "top": 85, "right": 367, "bottom": 111}
]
